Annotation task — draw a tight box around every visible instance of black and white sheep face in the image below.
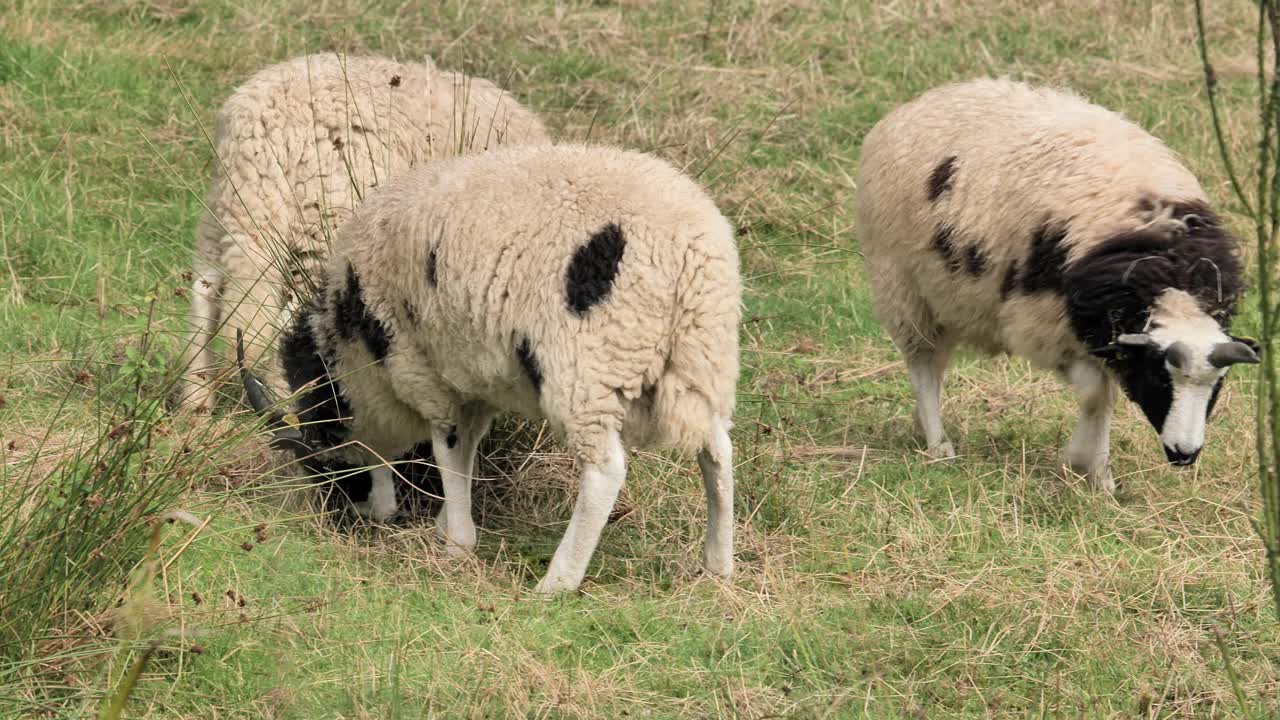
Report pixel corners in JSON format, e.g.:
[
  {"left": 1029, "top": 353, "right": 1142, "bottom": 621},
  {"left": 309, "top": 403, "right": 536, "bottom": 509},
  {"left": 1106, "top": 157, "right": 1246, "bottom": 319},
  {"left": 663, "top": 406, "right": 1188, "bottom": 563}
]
[{"left": 1097, "top": 321, "right": 1258, "bottom": 466}]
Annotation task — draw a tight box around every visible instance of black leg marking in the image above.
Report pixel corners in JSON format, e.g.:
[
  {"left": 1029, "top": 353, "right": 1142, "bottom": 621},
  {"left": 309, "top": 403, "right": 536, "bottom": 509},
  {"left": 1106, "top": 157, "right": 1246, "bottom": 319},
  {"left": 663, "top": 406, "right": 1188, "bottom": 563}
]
[
  {"left": 446, "top": 425, "right": 458, "bottom": 449},
  {"left": 516, "top": 336, "right": 543, "bottom": 393},
  {"left": 927, "top": 155, "right": 957, "bottom": 202},
  {"left": 566, "top": 223, "right": 626, "bottom": 315},
  {"left": 334, "top": 264, "right": 392, "bottom": 361},
  {"left": 930, "top": 225, "right": 962, "bottom": 274},
  {"left": 426, "top": 251, "right": 438, "bottom": 288}
]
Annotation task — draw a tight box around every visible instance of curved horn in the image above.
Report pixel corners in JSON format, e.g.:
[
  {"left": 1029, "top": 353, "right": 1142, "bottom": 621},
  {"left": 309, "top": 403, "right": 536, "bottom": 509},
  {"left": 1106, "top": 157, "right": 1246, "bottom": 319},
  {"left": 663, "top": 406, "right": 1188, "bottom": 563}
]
[
  {"left": 1165, "top": 341, "right": 1193, "bottom": 372},
  {"left": 237, "top": 329, "right": 277, "bottom": 414},
  {"left": 1209, "top": 340, "right": 1261, "bottom": 368},
  {"left": 236, "top": 329, "right": 311, "bottom": 454}
]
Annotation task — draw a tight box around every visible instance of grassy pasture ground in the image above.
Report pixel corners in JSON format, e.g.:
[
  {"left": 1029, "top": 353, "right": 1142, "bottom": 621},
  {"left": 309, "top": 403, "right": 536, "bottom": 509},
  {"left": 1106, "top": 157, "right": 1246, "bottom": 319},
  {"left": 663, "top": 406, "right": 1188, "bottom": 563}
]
[{"left": 1, "top": 0, "right": 1278, "bottom": 717}]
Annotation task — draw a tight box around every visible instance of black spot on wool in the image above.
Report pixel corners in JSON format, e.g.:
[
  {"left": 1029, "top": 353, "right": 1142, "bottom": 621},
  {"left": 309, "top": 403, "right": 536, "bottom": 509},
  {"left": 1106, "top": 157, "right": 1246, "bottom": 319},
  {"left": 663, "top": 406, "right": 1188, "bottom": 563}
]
[
  {"left": 927, "top": 155, "right": 957, "bottom": 202},
  {"left": 1067, "top": 200, "right": 1243, "bottom": 433},
  {"left": 930, "top": 225, "right": 962, "bottom": 274},
  {"left": 516, "top": 336, "right": 543, "bottom": 393},
  {"left": 963, "top": 244, "right": 987, "bottom": 276},
  {"left": 1019, "top": 221, "right": 1071, "bottom": 294},
  {"left": 333, "top": 264, "right": 391, "bottom": 361},
  {"left": 1000, "top": 262, "right": 1020, "bottom": 300},
  {"left": 426, "top": 251, "right": 438, "bottom": 288},
  {"left": 566, "top": 223, "right": 626, "bottom": 315}
]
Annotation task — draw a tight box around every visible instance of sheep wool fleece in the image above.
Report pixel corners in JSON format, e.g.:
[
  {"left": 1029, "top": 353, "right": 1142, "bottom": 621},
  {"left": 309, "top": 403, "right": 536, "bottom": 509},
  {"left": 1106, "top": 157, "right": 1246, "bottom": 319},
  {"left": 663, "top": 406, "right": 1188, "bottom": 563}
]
[
  {"left": 318, "top": 143, "right": 741, "bottom": 467},
  {"left": 181, "top": 52, "right": 549, "bottom": 411}
]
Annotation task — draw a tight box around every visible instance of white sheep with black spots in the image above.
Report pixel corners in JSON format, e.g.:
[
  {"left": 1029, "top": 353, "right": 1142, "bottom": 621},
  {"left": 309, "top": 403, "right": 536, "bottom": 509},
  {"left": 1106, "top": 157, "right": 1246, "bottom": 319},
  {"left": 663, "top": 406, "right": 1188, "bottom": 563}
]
[
  {"left": 180, "top": 52, "right": 550, "bottom": 413},
  {"left": 244, "top": 143, "right": 742, "bottom": 594},
  {"left": 857, "top": 78, "right": 1259, "bottom": 492}
]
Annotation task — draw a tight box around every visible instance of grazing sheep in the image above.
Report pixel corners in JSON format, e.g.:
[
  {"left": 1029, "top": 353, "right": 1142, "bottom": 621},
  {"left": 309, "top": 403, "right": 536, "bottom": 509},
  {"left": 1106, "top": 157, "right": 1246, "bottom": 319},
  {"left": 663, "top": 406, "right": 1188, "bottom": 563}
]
[
  {"left": 244, "top": 143, "right": 741, "bottom": 593},
  {"left": 180, "top": 52, "right": 550, "bottom": 413},
  {"left": 857, "top": 78, "right": 1259, "bottom": 492}
]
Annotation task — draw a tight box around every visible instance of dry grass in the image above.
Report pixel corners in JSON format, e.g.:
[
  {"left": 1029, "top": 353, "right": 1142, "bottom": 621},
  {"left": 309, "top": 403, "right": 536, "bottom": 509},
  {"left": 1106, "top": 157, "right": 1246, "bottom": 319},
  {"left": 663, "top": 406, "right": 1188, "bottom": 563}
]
[{"left": 0, "top": 0, "right": 1277, "bottom": 717}]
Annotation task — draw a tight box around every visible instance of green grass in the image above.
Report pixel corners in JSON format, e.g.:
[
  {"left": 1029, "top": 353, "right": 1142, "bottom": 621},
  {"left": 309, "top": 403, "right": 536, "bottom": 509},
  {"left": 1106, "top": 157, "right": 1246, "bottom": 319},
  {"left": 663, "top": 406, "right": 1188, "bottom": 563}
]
[{"left": 1, "top": 0, "right": 1278, "bottom": 717}]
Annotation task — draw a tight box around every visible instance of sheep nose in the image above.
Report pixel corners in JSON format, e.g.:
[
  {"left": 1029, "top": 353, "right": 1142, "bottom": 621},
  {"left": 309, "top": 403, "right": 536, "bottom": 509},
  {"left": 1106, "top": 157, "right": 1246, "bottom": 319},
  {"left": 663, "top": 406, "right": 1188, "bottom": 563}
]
[{"left": 1164, "top": 444, "right": 1202, "bottom": 466}]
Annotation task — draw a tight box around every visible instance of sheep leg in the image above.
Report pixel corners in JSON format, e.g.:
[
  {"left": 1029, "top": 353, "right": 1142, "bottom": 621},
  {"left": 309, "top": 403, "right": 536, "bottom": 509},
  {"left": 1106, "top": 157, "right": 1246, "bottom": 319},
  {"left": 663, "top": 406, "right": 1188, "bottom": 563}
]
[
  {"left": 906, "top": 344, "right": 955, "bottom": 458},
  {"left": 178, "top": 254, "right": 222, "bottom": 413},
  {"left": 535, "top": 432, "right": 626, "bottom": 594},
  {"left": 1061, "top": 359, "right": 1116, "bottom": 493},
  {"left": 697, "top": 414, "right": 734, "bottom": 579},
  {"left": 432, "top": 404, "right": 496, "bottom": 556},
  {"left": 350, "top": 466, "right": 399, "bottom": 522}
]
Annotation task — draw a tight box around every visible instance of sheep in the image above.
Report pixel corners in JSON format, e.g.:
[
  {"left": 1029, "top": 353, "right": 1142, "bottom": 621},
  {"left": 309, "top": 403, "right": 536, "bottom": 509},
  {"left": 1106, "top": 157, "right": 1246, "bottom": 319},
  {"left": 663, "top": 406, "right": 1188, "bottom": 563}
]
[
  {"left": 179, "top": 52, "right": 550, "bottom": 413},
  {"left": 856, "top": 78, "right": 1259, "bottom": 492},
  {"left": 241, "top": 143, "right": 741, "bottom": 593}
]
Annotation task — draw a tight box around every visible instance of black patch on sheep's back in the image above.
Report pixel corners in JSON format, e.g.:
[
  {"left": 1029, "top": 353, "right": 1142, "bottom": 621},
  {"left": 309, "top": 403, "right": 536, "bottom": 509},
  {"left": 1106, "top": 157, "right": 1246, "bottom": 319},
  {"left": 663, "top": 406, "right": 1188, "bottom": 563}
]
[
  {"left": 1065, "top": 200, "right": 1243, "bottom": 434},
  {"left": 1000, "top": 262, "right": 1020, "bottom": 300},
  {"left": 516, "top": 336, "right": 543, "bottom": 394},
  {"left": 963, "top": 244, "right": 987, "bottom": 276},
  {"left": 927, "top": 156, "right": 957, "bottom": 202},
  {"left": 1019, "top": 221, "right": 1070, "bottom": 294},
  {"left": 426, "top": 251, "right": 438, "bottom": 288},
  {"left": 280, "top": 302, "right": 353, "bottom": 452},
  {"left": 930, "top": 225, "right": 962, "bottom": 274},
  {"left": 334, "top": 264, "right": 392, "bottom": 361},
  {"left": 566, "top": 223, "right": 626, "bottom": 315}
]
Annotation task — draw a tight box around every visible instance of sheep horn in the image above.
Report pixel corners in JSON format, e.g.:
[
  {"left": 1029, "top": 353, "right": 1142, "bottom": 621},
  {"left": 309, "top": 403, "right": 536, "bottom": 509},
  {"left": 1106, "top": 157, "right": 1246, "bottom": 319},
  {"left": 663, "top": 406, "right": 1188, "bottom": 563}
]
[
  {"left": 236, "top": 329, "right": 310, "bottom": 454},
  {"left": 1209, "top": 340, "right": 1261, "bottom": 368},
  {"left": 1165, "top": 341, "right": 1193, "bottom": 372}
]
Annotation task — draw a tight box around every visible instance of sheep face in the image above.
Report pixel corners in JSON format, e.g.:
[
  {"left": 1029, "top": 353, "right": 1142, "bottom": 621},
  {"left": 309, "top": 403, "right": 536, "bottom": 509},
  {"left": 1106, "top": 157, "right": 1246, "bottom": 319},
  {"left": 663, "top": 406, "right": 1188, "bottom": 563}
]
[
  {"left": 239, "top": 313, "right": 438, "bottom": 521},
  {"left": 1090, "top": 291, "right": 1258, "bottom": 465}
]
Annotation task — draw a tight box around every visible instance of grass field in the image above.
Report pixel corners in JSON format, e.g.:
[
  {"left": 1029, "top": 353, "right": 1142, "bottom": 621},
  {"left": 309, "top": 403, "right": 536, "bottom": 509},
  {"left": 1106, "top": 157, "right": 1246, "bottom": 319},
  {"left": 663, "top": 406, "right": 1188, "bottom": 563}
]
[{"left": 1, "top": 0, "right": 1278, "bottom": 717}]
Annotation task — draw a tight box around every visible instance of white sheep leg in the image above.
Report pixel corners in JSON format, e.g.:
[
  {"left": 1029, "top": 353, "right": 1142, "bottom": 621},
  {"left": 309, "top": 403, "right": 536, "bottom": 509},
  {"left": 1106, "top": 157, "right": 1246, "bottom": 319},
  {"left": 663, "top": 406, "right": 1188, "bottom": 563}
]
[
  {"left": 697, "top": 415, "right": 734, "bottom": 579},
  {"left": 350, "top": 466, "right": 399, "bottom": 522},
  {"left": 907, "top": 348, "right": 955, "bottom": 458},
  {"left": 433, "top": 404, "right": 496, "bottom": 556},
  {"left": 535, "top": 432, "right": 627, "bottom": 594},
  {"left": 178, "top": 256, "right": 222, "bottom": 413},
  {"left": 1062, "top": 359, "right": 1116, "bottom": 493}
]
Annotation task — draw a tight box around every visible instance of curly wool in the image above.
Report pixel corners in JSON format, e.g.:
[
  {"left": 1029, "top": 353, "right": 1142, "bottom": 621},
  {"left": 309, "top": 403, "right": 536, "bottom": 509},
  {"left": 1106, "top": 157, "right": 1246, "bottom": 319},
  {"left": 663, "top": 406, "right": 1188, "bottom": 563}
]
[
  {"left": 180, "top": 53, "right": 550, "bottom": 411},
  {"left": 856, "top": 77, "right": 1242, "bottom": 369},
  {"left": 292, "top": 143, "right": 741, "bottom": 467}
]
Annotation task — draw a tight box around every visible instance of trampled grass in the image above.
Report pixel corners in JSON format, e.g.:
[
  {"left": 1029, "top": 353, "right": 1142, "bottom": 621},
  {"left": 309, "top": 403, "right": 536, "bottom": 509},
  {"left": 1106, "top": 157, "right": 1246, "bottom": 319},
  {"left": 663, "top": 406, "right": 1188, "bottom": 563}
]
[{"left": 0, "top": 0, "right": 1277, "bottom": 717}]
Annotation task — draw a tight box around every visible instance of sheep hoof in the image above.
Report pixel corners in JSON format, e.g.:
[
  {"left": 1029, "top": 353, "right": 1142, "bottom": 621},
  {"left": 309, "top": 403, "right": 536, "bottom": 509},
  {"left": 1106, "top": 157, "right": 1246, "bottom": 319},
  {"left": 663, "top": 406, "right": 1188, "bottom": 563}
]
[
  {"left": 435, "top": 513, "right": 476, "bottom": 556},
  {"left": 533, "top": 576, "right": 576, "bottom": 595},
  {"left": 1059, "top": 453, "right": 1116, "bottom": 495},
  {"left": 926, "top": 441, "right": 956, "bottom": 459},
  {"left": 703, "top": 552, "right": 734, "bottom": 579},
  {"left": 1088, "top": 467, "right": 1116, "bottom": 495}
]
